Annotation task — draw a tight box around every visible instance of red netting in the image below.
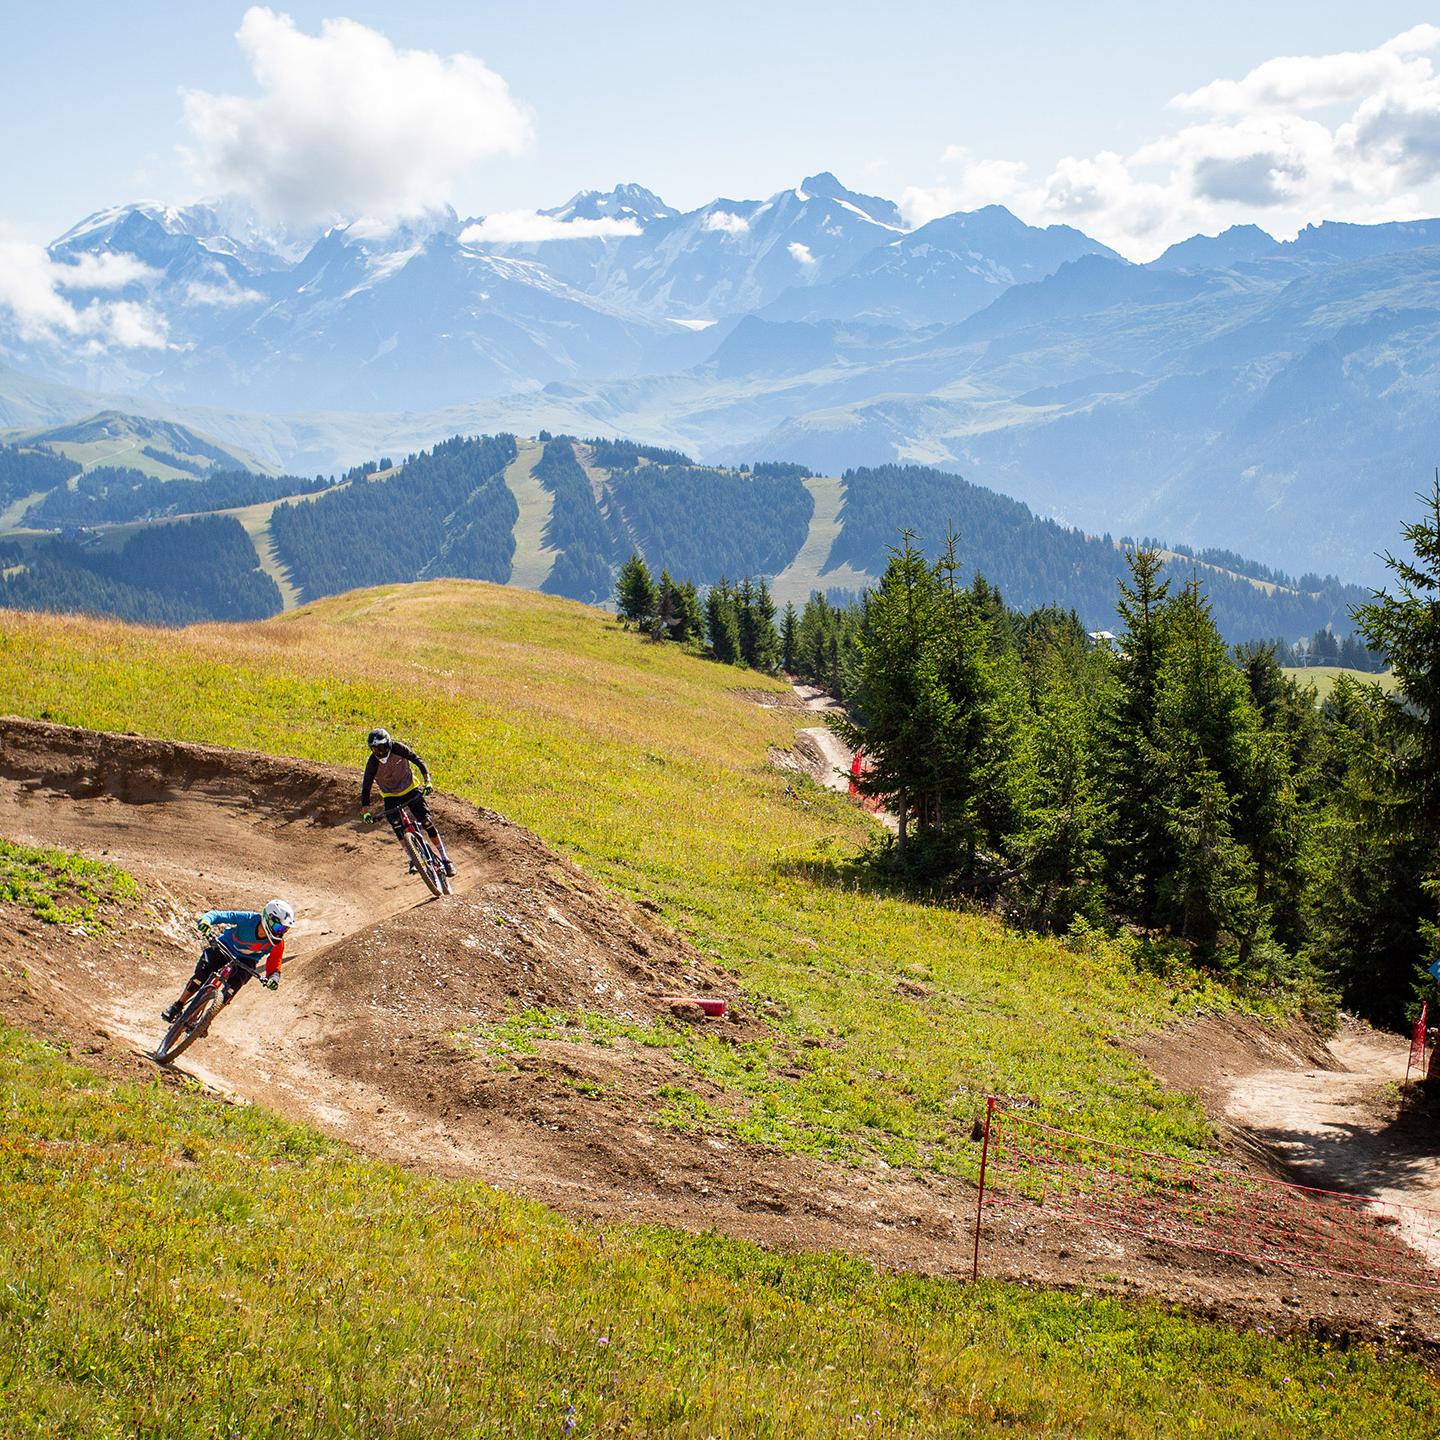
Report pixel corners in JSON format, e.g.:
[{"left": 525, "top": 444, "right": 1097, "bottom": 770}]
[
  {"left": 1408, "top": 1002, "right": 1428, "bottom": 1084},
  {"left": 978, "top": 1106, "right": 1440, "bottom": 1291}
]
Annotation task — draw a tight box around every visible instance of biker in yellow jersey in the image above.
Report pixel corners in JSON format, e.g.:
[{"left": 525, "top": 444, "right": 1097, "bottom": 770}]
[{"left": 359, "top": 727, "right": 455, "bottom": 877}]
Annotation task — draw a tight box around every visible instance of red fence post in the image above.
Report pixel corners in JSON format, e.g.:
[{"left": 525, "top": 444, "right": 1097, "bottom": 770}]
[{"left": 972, "top": 1096, "right": 997, "bottom": 1282}]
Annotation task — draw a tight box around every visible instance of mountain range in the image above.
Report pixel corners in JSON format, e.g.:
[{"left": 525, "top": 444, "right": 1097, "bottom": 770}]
[{"left": 4, "top": 175, "right": 1440, "bottom": 584}]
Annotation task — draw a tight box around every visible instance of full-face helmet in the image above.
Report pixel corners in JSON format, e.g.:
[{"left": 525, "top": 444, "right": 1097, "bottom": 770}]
[{"left": 261, "top": 898, "right": 294, "bottom": 943}]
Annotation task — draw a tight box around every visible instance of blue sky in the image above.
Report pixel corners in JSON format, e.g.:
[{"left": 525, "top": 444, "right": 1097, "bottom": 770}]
[{"left": 5, "top": 3, "right": 1439, "bottom": 257}]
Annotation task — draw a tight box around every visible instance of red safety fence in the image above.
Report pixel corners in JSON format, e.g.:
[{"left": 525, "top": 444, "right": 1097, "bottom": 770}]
[
  {"left": 847, "top": 748, "right": 889, "bottom": 815},
  {"left": 972, "top": 1099, "right": 1440, "bottom": 1291},
  {"left": 1405, "top": 1002, "right": 1428, "bottom": 1096}
]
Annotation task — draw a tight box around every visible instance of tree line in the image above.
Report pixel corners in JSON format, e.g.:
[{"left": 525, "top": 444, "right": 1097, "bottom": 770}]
[
  {"left": 830, "top": 496, "right": 1440, "bottom": 1026},
  {"left": 270, "top": 434, "right": 517, "bottom": 603},
  {"left": 607, "top": 463, "right": 813, "bottom": 585},
  {"left": 0, "top": 444, "right": 80, "bottom": 507},
  {"left": 30, "top": 468, "right": 330, "bottom": 528},
  {"left": 0, "top": 515, "right": 282, "bottom": 625},
  {"left": 831, "top": 465, "right": 1370, "bottom": 646},
  {"left": 534, "top": 438, "right": 621, "bottom": 605}
]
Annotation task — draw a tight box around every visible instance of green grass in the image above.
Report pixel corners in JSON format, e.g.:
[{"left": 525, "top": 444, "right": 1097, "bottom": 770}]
[
  {"left": 0, "top": 837, "right": 138, "bottom": 931},
  {"left": 3, "top": 1022, "right": 1436, "bottom": 1439},
  {"left": 1282, "top": 666, "right": 1399, "bottom": 700},
  {"left": 0, "top": 585, "right": 1243, "bottom": 1174}
]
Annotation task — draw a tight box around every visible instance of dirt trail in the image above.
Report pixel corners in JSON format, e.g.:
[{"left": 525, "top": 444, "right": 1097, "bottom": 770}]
[
  {"left": 772, "top": 683, "right": 897, "bottom": 831},
  {"left": 3, "top": 718, "right": 1439, "bottom": 1347}
]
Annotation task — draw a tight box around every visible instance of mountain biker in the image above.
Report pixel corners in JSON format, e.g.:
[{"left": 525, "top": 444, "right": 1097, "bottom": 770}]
[
  {"left": 360, "top": 727, "right": 455, "bottom": 877},
  {"left": 161, "top": 899, "right": 294, "bottom": 1022}
]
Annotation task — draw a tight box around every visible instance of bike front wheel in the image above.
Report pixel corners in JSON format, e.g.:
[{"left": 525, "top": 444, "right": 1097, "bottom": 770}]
[
  {"left": 155, "top": 986, "right": 224, "bottom": 1064},
  {"left": 403, "top": 830, "right": 444, "bottom": 899}
]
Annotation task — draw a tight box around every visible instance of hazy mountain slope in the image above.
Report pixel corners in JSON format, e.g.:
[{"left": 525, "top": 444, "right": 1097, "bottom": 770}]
[{"left": 760, "top": 206, "right": 1119, "bottom": 325}]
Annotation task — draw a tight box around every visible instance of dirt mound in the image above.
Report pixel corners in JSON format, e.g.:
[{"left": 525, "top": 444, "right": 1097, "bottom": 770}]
[{"left": 4, "top": 718, "right": 1440, "bottom": 1350}]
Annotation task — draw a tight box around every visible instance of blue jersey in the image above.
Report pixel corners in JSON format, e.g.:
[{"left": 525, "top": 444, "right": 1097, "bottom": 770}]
[{"left": 202, "top": 910, "right": 284, "bottom": 978}]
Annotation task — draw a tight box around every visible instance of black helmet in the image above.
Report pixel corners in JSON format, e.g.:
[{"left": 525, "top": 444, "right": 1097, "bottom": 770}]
[{"left": 367, "top": 727, "right": 392, "bottom": 756}]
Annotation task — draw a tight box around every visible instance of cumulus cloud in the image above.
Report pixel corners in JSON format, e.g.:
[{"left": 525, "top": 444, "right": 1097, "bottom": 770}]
[
  {"left": 459, "top": 212, "right": 641, "bottom": 244},
  {"left": 0, "top": 238, "right": 166, "bottom": 349},
  {"left": 909, "top": 26, "right": 1440, "bottom": 259},
  {"left": 703, "top": 210, "right": 750, "bottom": 234},
  {"left": 182, "top": 7, "right": 532, "bottom": 226},
  {"left": 788, "top": 241, "right": 817, "bottom": 266},
  {"left": 1172, "top": 24, "right": 1440, "bottom": 114}
]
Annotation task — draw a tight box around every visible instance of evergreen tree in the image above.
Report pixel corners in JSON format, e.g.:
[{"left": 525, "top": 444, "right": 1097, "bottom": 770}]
[
  {"left": 752, "top": 578, "right": 781, "bottom": 671},
  {"left": 677, "top": 581, "right": 704, "bottom": 645},
  {"left": 781, "top": 601, "right": 799, "bottom": 672},
  {"left": 1095, "top": 549, "right": 1174, "bottom": 925},
  {"left": 832, "top": 535, "right": 1012, "bottom": 871},
  {"left": 615, "top": 552, "right": 659, "bottom": 627},
  {"left": 706, "top": 579, "right": 741, "bottom": 665},
  {"left": 1320, "top": 476, "right": 1440, "bottom": 1016},
  {"left": 735, "top": 577, "right": 759, "bottom": 666},
  {"left": 655, "top": 570, "right": 682, "bottom": 641}
]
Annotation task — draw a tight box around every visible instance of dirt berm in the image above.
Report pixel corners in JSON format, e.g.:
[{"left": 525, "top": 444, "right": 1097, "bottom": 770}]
[{"left": 4, "top": 717, "right": 1440, "bottom": 1349}]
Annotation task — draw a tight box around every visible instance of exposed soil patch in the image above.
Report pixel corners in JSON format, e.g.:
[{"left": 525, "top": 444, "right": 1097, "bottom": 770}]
[
  {"left": 1141, "top": 1012, "right": 1440, "bottom": 1227},
  {"left": 3, "top": 718, "right": 1439, "bottom": 1353}
]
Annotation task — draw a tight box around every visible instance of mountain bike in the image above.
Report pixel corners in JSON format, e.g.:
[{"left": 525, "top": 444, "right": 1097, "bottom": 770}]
[
  {"left": 366, "top": 800, "right": 451, "bottom": 898},
  {"left": 154, "top": 955, "right": 267, "bottom": 1065}
]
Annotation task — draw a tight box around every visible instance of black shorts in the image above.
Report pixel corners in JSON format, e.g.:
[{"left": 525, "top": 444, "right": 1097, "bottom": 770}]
[
  {"left": 383, "top": 788, "right": 433, "bottom": 837},
  {"left": 190, "top": 943, "right": 255, "bottom": 994}
]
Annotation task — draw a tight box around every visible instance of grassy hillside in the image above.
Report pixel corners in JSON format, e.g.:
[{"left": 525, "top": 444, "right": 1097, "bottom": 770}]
[
  {"left": 0, "top": 582, "right": 1237, "bottom": 1166},
  {"left": 1283, "top": 665, "right": 1400, "bottom": 700},
  {"left": 7, "top": 1018, "right": 1435, "bottom": 1438},
  {"left": 3, "top": 584, "right": 1437, "bottom": 1434},
  {"left": 4, "top": 409, "right": 271, "bottom": 479}
]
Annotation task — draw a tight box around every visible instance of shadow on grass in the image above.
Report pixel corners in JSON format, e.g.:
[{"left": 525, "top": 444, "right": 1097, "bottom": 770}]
[{"left": 771, "top": 837, "right": 964, "bottom": 906}]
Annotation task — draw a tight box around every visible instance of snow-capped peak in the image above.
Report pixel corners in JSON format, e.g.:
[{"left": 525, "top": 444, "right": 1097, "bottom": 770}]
[{"left": 541, "top": 183, "right": 678, "bottom": 225}]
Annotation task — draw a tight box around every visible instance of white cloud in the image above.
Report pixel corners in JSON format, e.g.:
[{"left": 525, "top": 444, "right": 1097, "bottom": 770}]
[
  {"left": 0, "top": 237, "right": 166, "bottom": 349},
  {"left": 788, "top": 241, "right": 817, "bottom": 266},
  {"left": 1172, "top": 24, "right": 1440, "bottom": 115},
  {"left": 182, "top": 7, "right": 532, "bottom": 226},
  {"left": 703, "top": 210, "right": 750, "bottom": 234},
  {"left": 53, "top": 252, "right": 159, "bottom": 291},
  {"left": 459, "top": 212, "right": 641, "bottom": 243},
  {"left": 184, "top": 278, "right": 264, "bottom": 307},
  {"left": 906, "top": 26, "right": 1440, "bottom": 259}
]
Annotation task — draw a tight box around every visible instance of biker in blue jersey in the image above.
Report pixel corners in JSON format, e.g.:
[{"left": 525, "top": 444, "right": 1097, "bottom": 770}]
[{"left": 161, "top": 899, "right": 293, "bottom": 1022}]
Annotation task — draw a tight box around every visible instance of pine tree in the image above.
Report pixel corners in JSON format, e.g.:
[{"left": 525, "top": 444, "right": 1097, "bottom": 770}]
[
  {"left": 678, "top": 581, "right": 704, "bottom": 645},
  {"left": 735, "top": 577, "right": 759, "bottom": 666},
  {"left": 655, "top": 570, "right": 682, "bottom": 641},
  {"left": 780, "top": 601, "right": 799, "bottom": 672},
  {"left": 752, "top": 579, "right": 781, "bottom": 671},
  {"left": 706, "top": 578, "right": 741, "bottom": 665},
  {"left": 615, "top": 552, "right": 658, "bottom": 627},
  {"left": 1096, "top": 549, "right": 1173, "bottom": 925}
]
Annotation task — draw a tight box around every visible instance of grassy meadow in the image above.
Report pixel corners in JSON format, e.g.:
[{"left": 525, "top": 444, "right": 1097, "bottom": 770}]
[
  {"left": 4, "top": 1020, "right": 1438, "bottom": 1439},
  {"left": 1281, "top": 665, "right": 1399, "bottom": 701},
  {"left": 0, "top": 582, "right": 1239, "bottom": 1169},
  {"left": 3, "top": 582, "right": 1436, "bottom": 1435}
]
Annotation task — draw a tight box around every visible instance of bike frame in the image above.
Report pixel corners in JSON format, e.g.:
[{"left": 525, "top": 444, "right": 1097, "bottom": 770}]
[
  {"left": 155, "top": 953, "right": 265, "bottom": 1064},
  {"left": 379, "top": 795, "right": 450, "bottom": 897}
]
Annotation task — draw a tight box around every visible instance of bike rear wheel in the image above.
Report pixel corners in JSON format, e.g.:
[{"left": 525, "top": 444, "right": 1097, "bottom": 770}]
[
  {"left": 155, "top": 986, "right": 223, "bottom": 1064},
  {"left": 403, "top": 830, "right": 444, "bottom": 898}
]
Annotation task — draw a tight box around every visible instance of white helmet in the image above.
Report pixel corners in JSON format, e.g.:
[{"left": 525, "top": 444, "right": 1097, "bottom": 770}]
[{"left": 261, "top": 898, "right": 294, "bottom": 943}]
